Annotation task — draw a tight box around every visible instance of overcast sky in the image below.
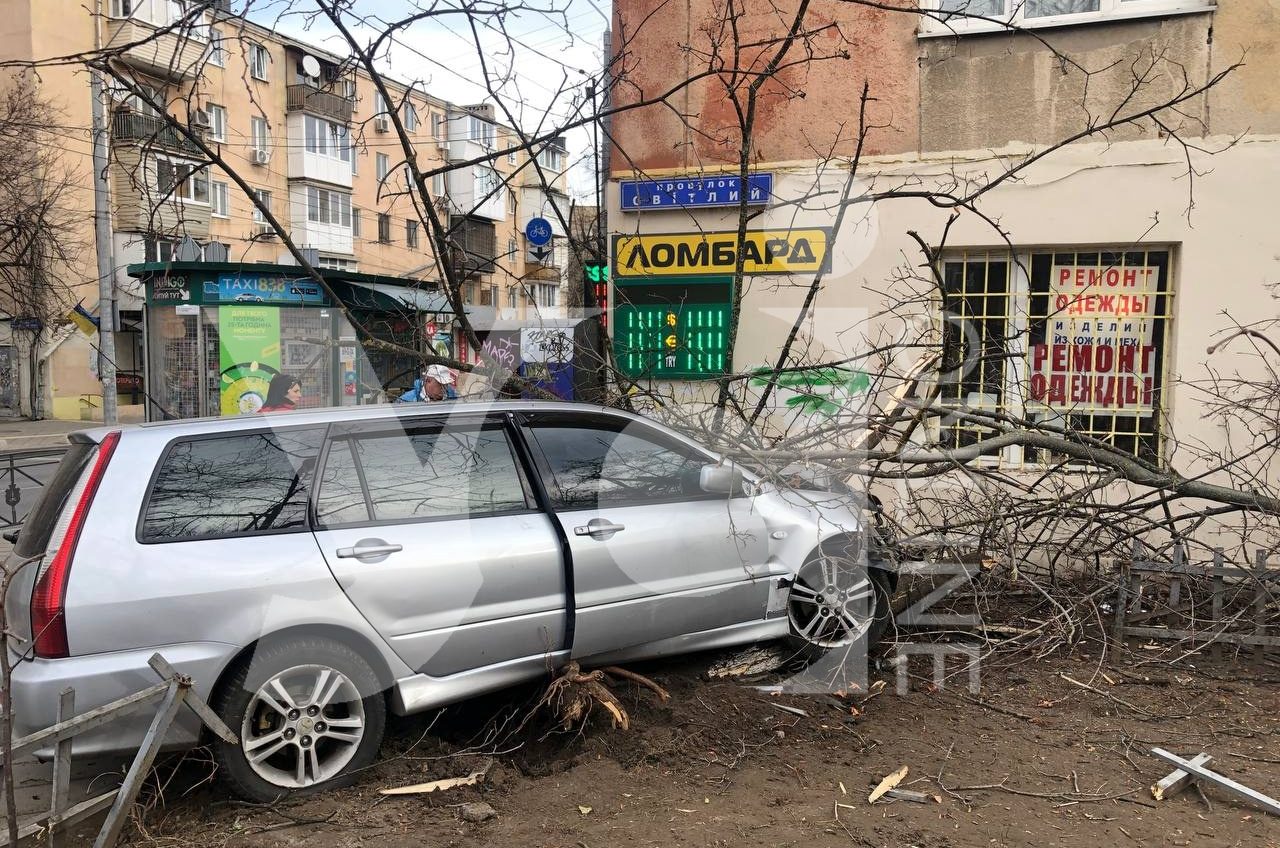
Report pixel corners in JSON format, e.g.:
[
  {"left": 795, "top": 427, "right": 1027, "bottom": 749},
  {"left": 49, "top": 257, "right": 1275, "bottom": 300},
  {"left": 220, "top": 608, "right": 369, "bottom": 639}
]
[{"left": 247, "top": 0, "right": 609, "bottom": 200}]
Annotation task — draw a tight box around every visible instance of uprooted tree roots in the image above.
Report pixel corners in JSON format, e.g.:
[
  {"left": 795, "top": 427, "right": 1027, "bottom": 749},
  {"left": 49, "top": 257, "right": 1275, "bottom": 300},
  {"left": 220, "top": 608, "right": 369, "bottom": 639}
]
[{"left": 536, "top": 662, "right": 671, "bottom": 731}]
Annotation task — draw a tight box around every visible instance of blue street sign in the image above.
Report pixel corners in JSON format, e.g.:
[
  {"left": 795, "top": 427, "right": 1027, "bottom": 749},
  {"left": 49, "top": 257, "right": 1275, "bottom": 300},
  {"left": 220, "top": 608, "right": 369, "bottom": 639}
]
[
  {"left": 525, "top": 217, "right": 553, "bottom": 246},
  {"left": 620, "top": 173, "right": 773, "bottom": 211}
]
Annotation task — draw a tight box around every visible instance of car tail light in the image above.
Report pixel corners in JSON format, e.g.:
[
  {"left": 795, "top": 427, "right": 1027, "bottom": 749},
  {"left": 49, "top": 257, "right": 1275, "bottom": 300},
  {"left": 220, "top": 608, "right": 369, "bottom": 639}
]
[{"left": 31, "top": 431, "right": 120, "bottom": 659}]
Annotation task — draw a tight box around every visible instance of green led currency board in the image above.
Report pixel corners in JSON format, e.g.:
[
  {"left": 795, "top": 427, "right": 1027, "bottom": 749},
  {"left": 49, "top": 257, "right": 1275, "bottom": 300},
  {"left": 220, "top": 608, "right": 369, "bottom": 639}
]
[{"left": 613, "top": 276, "right": 732, "bottom": 379}]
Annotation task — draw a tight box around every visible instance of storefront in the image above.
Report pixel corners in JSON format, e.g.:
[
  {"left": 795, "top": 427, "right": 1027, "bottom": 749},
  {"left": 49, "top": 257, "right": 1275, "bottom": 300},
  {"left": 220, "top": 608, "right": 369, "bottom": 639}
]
[{"left": 130, "top": 262, "right": 469, "bottom": 420}]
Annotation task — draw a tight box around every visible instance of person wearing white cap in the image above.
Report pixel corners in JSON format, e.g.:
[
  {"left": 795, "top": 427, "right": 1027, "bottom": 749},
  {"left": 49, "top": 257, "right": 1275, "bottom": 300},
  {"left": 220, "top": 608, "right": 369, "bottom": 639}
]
[
  {"left": 420, "top": 364, "right": 456, "bottom": 401},
  {"left": 396, "top": 363, "right": 456, "bottom": 403}
]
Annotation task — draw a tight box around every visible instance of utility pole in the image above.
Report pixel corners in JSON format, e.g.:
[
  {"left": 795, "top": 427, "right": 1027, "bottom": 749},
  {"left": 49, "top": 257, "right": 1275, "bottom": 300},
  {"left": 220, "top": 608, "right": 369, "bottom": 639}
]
[{"left": 89, "top": 2, "right": 118, "bottom": 423}]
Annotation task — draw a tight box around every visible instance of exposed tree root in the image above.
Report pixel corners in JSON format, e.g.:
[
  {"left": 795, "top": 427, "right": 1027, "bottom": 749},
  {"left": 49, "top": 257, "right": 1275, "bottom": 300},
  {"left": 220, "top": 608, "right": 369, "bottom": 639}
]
[{"left": 538, "top": 662, "right": 671, "bottom": 731}]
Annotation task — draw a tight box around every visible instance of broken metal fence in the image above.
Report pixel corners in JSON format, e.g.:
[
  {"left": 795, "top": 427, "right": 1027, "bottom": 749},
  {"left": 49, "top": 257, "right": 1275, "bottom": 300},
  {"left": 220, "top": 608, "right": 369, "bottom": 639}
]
[
  {"left": 0, "top": 653, "right": 235, "bottom": 848},
  {"left": 0, "top": 447, "right": 67, "bottom": 533},
  {"left": 1111, "top": 542, "right": 1279, "bottom": 656}
]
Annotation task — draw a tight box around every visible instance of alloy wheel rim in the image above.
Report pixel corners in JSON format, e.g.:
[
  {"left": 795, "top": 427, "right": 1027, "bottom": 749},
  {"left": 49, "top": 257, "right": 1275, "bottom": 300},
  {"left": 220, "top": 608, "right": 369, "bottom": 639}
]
[
  {"left": 787, "top": 555, "right": 876, "bottom": 649},
  {"left": 240, "top": 664, "right": 366, "bottom": 789}
]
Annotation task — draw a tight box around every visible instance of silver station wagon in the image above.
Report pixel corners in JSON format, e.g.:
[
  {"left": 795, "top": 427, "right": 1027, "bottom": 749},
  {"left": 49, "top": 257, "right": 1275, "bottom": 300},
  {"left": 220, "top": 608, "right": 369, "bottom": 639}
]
[{"left": 5, "top": 401, "right": 893, "bottom": 800}]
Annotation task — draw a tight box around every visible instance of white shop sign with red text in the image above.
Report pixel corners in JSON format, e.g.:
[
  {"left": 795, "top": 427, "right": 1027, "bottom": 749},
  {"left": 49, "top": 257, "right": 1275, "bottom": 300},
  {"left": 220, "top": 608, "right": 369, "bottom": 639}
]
[{"left": 1028, "top": 265, "right": 1160, "bottom": 417}]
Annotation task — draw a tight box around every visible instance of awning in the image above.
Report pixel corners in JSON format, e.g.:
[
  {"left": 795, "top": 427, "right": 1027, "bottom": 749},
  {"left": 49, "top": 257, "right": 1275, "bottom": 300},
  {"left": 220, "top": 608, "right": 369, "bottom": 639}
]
[
  {"left": 337, "top": 280, "right": 452, "bottom": 312},
  {"left": 333, "top": 280, "right": 498, "bottom": 329}
]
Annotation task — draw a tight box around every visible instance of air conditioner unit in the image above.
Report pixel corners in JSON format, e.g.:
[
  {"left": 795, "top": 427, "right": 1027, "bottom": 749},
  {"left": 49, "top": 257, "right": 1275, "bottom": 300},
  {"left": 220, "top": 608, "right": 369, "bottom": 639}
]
[
  {"left": 190, "top": 109, "right": 211, "bottom": 129},
  {"left": 251, "top": 148, "right": 271, "bottom": 166},
  {"left": 374, "top": 115, "right": 389, "bottom": 133}
]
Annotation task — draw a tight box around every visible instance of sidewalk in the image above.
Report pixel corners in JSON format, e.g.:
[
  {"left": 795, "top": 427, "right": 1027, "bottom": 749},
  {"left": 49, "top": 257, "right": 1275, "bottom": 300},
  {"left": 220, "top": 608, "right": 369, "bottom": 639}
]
[{"left": 0, "top": 418, "right": 95, "bottom": 452}]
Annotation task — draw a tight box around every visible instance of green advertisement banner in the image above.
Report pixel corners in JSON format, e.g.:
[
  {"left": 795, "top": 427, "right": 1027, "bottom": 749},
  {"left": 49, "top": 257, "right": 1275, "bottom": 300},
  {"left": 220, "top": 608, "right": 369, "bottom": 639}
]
[{"left": 218, "top": 305, "right": 281, "bottom": 415}]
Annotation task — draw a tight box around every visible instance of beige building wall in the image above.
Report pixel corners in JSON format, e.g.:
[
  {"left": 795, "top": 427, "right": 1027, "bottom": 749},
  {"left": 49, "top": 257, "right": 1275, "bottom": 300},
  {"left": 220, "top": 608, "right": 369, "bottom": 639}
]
[
  {"left": 4, "top": 1, "right": 573, "bottom": 419},
  {"left": 606, "top": 0, "right": 1280, "bottom": 549}
]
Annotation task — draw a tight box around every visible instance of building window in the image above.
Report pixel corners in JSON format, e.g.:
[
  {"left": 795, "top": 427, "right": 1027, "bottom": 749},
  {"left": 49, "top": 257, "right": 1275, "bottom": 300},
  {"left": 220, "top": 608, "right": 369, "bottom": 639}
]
[
  {"left": 317, "top": 256, "right": 356, "bottom": 271},
  {"left": 475, "top": 164, "right": 503, "bottom": 200},
  {"left": 507, "top": 287, "right": 517, "bottom": 309},
  {"left": 252, "top": 188, "right": 271, "bottom": 222},
  {"left": 352, "top": 207, "right": 361, "bottom": 238},
  {"left": 536, "top": 146, "right": 564, "bottom": 170},
  {"left": 210, "top": 180, "right": 229, "bottom": 217},
  {"left": 250, "top": 115, "right": 270, "bottom": 155},
  {"left": 507, "top": 140, "right": 517, "bottom": 165},
  {"left": 207, "top": 28, "right": 226, "bottom": 67},
  {"left": 431, "top": 171, "right": 445, "bottom": 197},
  {"left": 507, "top": 236, "right": 517, "bottom": 259},
  {"left": 306, "top": 186, "right": 352, "bottom": 227},
  {"left": 156, "top": 157, "right": 209, "bottom": 203},
  {"left": 431, "top": 112, "right": 447, "bottom": 140},
  {"left": 406, "top": 219, "right": 419, "bottom": 248},
  {"left": 304, "top": 114, "right": 351, "bottom": 162},
  {"left": 375, "top": 152, "right": 389, "bottom": 182},
  {"left": 249, "top": 43, "right": 270, "bottom": 81},
  {"left": 938, "top": 248, "right": 1171, "bottom": 466},
  {"left": 922, "top": 0, "right": 1210, "bottom": 33},
  {"left": 374, "top": 91, "right": 388, "bottom": 115},
  {"left": 404, "top": 101, "right": 418, "bottom": 132},
  {"left": 536, "top": 283, "right": 558, "bottom": 308},
  {"left": 377, "top": 213, "right": 391, "bottom": 243},
  {"left": 469, "top": 115, "right": 495, "bottom": 148},
  {"left": 206, "top": 103, "right": 226, "bottom": 142},
  {"left": 144, "top": 236, "right": 177, "bottom": 263}
]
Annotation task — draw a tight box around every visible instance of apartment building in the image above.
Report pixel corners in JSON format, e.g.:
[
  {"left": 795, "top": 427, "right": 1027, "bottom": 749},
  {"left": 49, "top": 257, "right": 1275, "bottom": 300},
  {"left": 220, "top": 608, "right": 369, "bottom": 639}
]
[
  {"left": 0, "top": 0, "right": 573, "bottom": 419},
  {"left": 606, "top": 0, "right": 1279, "bottom": 499}
]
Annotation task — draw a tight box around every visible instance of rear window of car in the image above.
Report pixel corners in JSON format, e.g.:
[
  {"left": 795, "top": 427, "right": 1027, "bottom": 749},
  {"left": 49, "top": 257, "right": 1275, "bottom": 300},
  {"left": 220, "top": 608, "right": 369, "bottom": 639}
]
[
  {"left": 139, "top": 428, "right": 325, "bottom": 542},
  {"left": 14, "top": 442, "right": 96, "bottom": 558},
  {"left": 315, "top": 426, "right": 530, "bottom": 527}
]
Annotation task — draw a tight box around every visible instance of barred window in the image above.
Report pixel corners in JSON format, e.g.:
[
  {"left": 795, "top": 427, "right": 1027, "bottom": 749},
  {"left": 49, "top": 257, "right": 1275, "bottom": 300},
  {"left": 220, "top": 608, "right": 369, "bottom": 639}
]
[{"left": 939, "top": 248, "right": 1172, "bottom": 466}]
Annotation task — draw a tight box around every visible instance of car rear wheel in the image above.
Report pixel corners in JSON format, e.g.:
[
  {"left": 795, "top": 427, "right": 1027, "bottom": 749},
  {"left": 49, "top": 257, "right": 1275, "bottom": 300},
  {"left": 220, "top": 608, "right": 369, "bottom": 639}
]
[
  {"left": 784, "top": 549, "right": 892, "bottom": 661},
  {"left": 212, "top": 637, "right": 386, "bottom": 802}
]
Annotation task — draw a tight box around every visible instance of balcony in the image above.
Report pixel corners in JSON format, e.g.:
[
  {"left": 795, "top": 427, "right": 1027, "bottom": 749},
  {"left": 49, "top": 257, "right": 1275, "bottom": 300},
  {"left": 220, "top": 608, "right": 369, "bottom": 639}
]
[
  {"left": 448, "top": 216, "right": 497, "bottom": 276},
  {"left": 518, "top": 186, "right": 569, "bottom": 236},
  {"left": 286, "top": 84, "right": 355, "bottom": 124},
  {"left": 285, "top": 113, "right": 352, "bottom": 188},
  {"left": 109, "top": 148, "right": 211, "bottom": 238},
  {"left": 104, "top": 17, "right": 207, "bottom": 81},
  {"left": 112, "top": 110, "right": 205, "bottom": 156}
]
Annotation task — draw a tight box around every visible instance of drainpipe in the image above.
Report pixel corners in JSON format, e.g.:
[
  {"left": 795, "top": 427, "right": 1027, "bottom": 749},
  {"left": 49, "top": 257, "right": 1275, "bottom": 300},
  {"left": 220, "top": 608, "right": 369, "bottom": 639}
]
[{"left": 89, "top": 0, "right": 119, "bottom": 424}]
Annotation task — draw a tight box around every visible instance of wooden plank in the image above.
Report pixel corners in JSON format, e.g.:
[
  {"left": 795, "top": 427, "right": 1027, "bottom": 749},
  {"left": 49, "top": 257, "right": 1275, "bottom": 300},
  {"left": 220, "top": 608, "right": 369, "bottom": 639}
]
[
  {"left": 0, "top": 792, "right": 118, "bottom": 848},
  {"left": 146, "top": 654, "right": 236, "bottom": 744},
  {"left": 1150, "top": 748, "right": 1280, "bottom": 817},
  {"left": 48, "top": 688, "right": 75, "bottom": 848},
  {"left": 92, "top": 683, "right": 186, "bottom": 848},
  {"left": 1152, "top": 752, "right": 1212, "bottom": 800},
  {"left": 1113, "top": 546, "right": 1133, "bottom": 647},
  {"left": 8, "top": 682, "right": 170, "bottom": 759},
  {"left": 1119, "top": 625, "right": 1280, "bottom": 647},
  {"left": 1128, "top": 562, "right": 1270, "bottom": 579},
  {"left": 1211, "top": 549, "right": 1225, "bottom": 661},
  {"left": 1254, "top": 550, "right": 1269, "bottom": 664}
]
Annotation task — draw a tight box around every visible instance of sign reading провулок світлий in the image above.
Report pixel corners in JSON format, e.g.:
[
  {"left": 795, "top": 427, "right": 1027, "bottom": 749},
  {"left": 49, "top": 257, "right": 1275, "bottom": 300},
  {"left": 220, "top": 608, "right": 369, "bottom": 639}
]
[
  {"left": 613, "top": 228, "right": 832, "bottom": 278},
  {"left": 619, "top": 173, "right": 773, "bottom": 211}
]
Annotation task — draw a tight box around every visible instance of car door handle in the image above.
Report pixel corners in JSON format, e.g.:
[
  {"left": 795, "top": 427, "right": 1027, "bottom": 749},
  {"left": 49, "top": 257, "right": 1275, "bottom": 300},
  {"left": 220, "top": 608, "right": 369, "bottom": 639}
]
[
  {"left": 574, "top": 520, "right": 626, "bottom": 538},
  {"left": 336, "top": 543, "right": 403, "bottom": 559}
]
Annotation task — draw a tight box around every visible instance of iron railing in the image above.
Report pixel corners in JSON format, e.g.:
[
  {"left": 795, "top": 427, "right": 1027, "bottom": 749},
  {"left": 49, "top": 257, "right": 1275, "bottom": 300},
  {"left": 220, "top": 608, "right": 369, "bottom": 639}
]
[
  {"left": 286, "top": 84, "right": 355, "bottom": 123},
  {"left": 111, "top": 110, "right": 205, "bottom": 156},
  {"left": 1, "top": 445, "right": 68, "bottom": 532}
]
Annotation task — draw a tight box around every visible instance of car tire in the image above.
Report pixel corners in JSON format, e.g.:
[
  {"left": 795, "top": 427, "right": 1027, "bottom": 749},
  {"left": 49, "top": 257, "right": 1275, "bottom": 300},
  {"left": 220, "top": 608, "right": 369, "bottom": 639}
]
[
  {"left": 783, "top": 546, "right": 894, "bottom": 664},
  {"left": 212, "top": 636, "right": 386, "bottom": 802}
]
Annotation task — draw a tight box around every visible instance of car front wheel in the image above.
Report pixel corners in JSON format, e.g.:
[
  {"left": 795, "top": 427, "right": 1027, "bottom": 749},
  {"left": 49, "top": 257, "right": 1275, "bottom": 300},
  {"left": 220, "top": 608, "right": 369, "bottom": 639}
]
[
  {"left": 212, "top": 636, "right": 386, "bottom": 802},
  {"left": 784, "top": 549, "right": 892, "bottom": 661}
]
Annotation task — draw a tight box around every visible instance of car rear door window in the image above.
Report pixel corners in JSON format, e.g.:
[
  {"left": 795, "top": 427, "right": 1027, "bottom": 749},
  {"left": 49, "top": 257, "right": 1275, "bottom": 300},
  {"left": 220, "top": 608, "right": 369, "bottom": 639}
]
[
  {"left": 140, "top": 428, "right": 325, "bottom": 542},
  {"left": 316, "top": 426, "right": 531, "bottom": 527},
  {"left": 527, "top": 420, "right": 710, "bottom": 509}
]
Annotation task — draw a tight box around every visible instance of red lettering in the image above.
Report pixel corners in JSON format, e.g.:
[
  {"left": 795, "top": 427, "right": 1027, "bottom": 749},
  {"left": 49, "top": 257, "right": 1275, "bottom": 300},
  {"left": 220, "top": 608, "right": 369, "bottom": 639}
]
[
  {"left": 1030, "top": 373, "right": 1047, "bottom": 400},
  {"left": 1117, "top": 345, "right": 1136, "bottom": 373},
  {"left": 1059, "top": 268, "right": 1073, "bottom": 286},
  {"left": 1095, "top": 344, "right": 1114, "bottom": 373},
  {"left": 1052, "top": 344, "right": 1068, "bottom": 371},
  {"left": 1049, "top": 374, "right": 1066, "bottom": 403},
  {"left": 1071, "top": 345, "right": 1092, "bottom": 373}
]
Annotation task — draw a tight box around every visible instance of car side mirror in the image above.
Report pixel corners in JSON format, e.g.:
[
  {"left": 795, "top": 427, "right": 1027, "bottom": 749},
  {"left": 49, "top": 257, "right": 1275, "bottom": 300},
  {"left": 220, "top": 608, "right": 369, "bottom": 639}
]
[{"left": 699, "top": 462, "right": 745, "bottom": 495}]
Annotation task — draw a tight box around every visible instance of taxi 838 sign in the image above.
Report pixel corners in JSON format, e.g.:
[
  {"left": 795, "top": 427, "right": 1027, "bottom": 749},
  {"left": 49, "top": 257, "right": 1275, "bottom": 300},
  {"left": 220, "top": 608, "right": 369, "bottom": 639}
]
[{"left": 1029, "top": 264, "right": 1161, "bottom": 416}]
